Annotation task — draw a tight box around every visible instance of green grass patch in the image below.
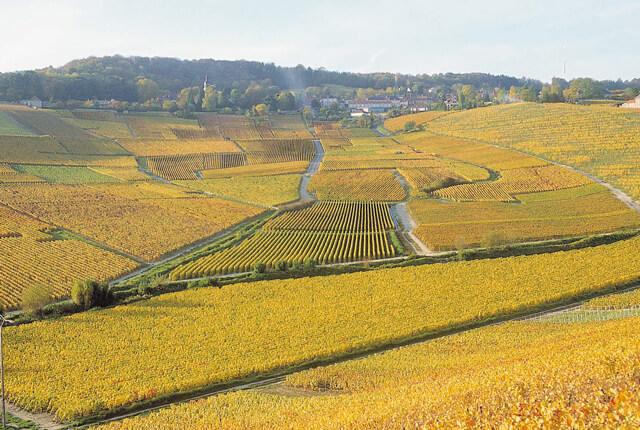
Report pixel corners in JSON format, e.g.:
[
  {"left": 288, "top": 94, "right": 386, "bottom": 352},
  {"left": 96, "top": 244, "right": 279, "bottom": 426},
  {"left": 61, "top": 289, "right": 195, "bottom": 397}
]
[
  {"left": 12, "top": 164, "right": 122, "bottom": 184},
  {"left": 0, "top": 112, "right": 34, "bottom": 136}
]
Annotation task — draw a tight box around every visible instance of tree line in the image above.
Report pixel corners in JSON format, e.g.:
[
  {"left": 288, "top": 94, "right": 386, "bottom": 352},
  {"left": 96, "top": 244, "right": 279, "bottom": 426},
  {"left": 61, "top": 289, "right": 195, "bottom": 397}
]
[{"left": 1, "top": 56, "right": 638, "bottom": 115}]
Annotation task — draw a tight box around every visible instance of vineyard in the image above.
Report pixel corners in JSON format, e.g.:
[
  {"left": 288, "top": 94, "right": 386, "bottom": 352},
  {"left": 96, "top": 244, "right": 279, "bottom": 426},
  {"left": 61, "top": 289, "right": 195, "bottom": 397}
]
[
  {"left": 0, "top": 235, "right": 137, "bottom": 309},
  {"left": 2, "top": 99, "right": 640, "bottom": 429},
  {"left": 411, "top": 184, "right": 640, "bottom": 250},
  {"left": 0, "top": 204, "right": 137, "bottom": 309},
  {"left": 170, "top": 230, "right": 394, "bottom": 278},
  {"left": 171, "top": 201, "right": 396, "bottom": 278},
  {"left": 143, "top": 140, "right": 315, "bottom": 180},
  {"left": 309, "top": 170, "right": 406, "bottom": 201},
  {"left": 383, "top": 110, "right": 450, "bottom": 132},
  {"left": 6, "top": 235, "right": 640, "bottom": 420},
  {"left": 264, "top": 201, "right": 394, "bottom": 232},
  {"left": 99, "top": 315, "right": 640, "bottom": 429},
  {"left": 200, "top": 160, "right": 308, "bottom": 178},
  {"left": 0, "top": 182, "right": 262, "bottom": 261},
  {"left": 0, "top": 111, "right": 33, "bottom": 136},
  {"left": 144, "top": 152, "right": 247, "bottom": 179},
  {"left": 11, "top": 164, "right": 122, "bottom": 184},
  {"left": 428, "top": 103, "right": 640, "bottom": 201},
  {"left": 119, "top": 138, "right": 240, "bottom": 156},
  {"left": 177, "top": 174, "right": 302, "bottom": 207},
  {"left": 583, "top": 287, "right": 640, "bottom": 309}
]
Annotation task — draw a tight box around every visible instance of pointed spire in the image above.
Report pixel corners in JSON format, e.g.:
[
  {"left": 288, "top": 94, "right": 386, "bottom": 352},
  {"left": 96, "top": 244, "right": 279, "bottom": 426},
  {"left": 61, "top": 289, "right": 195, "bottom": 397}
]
[{"left": 203, "top": 74, "right": 208, "bottom": 92}]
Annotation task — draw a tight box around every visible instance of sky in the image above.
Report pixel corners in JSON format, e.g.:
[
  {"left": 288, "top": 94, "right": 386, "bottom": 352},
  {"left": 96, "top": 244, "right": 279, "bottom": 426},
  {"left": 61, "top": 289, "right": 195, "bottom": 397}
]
[{"left": 1, "top": 0, "right": 639, "bottom": 82}]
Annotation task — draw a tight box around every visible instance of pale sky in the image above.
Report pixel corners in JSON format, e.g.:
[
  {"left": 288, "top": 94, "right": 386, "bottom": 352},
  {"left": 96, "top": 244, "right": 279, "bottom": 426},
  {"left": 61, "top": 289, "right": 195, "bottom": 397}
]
[{"left": 1, "top": 0, "right": 639, "bottom": 82}]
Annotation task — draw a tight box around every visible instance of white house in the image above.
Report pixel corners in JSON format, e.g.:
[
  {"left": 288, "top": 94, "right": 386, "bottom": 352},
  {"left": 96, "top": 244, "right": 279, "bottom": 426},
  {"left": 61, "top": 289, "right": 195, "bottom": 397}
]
[
  {"left": 20, "top": 97, "right": 43, "bottom": 109},
  {"left": 621, "top": 94, "right": 640, "bottom": 109}
]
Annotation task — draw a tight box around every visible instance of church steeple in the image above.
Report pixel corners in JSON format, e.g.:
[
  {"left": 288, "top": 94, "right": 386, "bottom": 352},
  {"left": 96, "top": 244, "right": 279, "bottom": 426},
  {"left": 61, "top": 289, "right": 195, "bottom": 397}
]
[{"left": 203, "top": 74, "right": 208, "bottom": 92}]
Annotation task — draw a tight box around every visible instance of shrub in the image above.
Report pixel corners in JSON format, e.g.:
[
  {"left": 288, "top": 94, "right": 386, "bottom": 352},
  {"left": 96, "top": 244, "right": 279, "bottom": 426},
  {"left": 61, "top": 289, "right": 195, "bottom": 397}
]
[
  {"left": 137, "top": 275, "right": 166, "bottom": 296},
  {"left": 482, "top": 231, "right": 506, "bottom": 249},
  {"left": 303, "top": 258, "right": 317, "bottom": 271},
  {"left": 253, "top": 262, "right": 266, "bottom": 274},
  {"left": 423, "top": 177, "right": 465, "bottom": 192},
  {"left": 71, "top": 280, "right": 113, "bottom": 310},
  {"left": 404, "top": 121, "right": 417, "bottom": 132},
  {"left": 275, "top": 261, "right": 288, "bottom": 272},
  {"left": 21, "top": 284, "right": 54, "bottom": 317}
]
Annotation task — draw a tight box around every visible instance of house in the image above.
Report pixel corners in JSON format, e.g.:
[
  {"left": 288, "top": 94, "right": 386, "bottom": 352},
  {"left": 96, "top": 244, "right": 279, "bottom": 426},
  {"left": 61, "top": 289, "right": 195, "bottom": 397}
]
[
  {"left": 347, "top": 98, "right": 406, "bottom": 114},
  {"left": 319, "top": 98, "right": 340, "bottom": 108},
  {"left": 20, "top": 97, "right": 43, "bottom": 109},
  {"left": 621, "top": 94, "right": 640, "bottom": 109}
]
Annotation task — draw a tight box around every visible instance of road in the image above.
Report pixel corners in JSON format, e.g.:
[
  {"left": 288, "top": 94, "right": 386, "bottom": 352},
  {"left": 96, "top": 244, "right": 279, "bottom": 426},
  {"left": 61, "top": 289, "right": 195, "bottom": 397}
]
[
  {"left": 390, "top": 169, "right": 444, "bottom": 256},
  {"left": 299, "top": 139, "right": 324, "bottom": 201}
]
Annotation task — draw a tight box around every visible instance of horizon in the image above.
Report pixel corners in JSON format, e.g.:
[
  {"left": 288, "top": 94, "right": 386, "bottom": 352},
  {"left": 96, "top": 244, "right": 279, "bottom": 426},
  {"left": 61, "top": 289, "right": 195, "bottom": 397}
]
[{"left": 2, "top": 0, "right": 639, "bottom": 82}]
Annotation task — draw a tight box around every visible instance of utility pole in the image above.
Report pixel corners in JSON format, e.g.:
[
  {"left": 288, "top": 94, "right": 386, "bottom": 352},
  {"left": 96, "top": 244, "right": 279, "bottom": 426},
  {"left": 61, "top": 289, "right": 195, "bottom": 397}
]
[{"left": 0, "top": 315, "right": 13, "bottom": 430}]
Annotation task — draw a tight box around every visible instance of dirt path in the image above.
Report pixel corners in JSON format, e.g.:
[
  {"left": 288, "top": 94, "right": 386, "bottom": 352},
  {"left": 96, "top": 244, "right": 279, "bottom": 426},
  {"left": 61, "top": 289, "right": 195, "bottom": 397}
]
[
  {"left": 299, "top": 139, "right": 324, "bottom": 201},
  {"left": 390, "top": 202, "right": 442, "bottom": 256},
  {"left": 390, "top": 170, "right": 445, "bottom": 257},
  {"left": 7, "top": 402, "right": 64, "bottom": 430}
]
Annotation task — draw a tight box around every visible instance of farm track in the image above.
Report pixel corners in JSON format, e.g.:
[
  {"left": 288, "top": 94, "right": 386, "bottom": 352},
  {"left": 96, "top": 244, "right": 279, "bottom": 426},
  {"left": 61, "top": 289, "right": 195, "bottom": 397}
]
[
  {"left": 298, "top": 139, "right": 324, "bottom": 201},
  {"left": 65, "top": 280, "right": 640, "bottom": 430},
  {"left": 6, "top": 402, "right": 65, "bottom": 430},
  {"left": 390, "top": 169, "right": 442, "bottom": 256}
]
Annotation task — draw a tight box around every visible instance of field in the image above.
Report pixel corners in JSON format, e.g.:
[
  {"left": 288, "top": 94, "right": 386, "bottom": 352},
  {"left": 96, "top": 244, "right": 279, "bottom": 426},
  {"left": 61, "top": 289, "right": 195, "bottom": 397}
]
[
  {"left": 98, "top": 317, "right": 640, "bottom": 429},
  {"left": 0, "top": 183, "right": 263, "bottom": 261},
  {"left": 584, "top": 287, "right": 640, "bottom": 309},
  {"left": 3, "top": 101, "right": 640, "bottom": 429},
  {"left": 171, "top": 201, "right": 396, "bottom": 278},
  {"left": 0, "top": 111, "right": 34, "bottom": 135},
  {"left": 309, "top": 170, "right": 406, "bottom": 201},
  {"left": 6, "top": 236, "right": 640, "bottom": 420},
  {"left": 11, "top": 165, "right": 121, "bottom": 184},
  {"left": 201, "top": 160, "right": 308, "bottom": 178},
  {"left": 265, "top": 201, "right": 394, "bottom": 232},
  {"left": 427, "top": 103, "right": 640, "bottom": 201},
  {"left": 170, "top": 230, "right": 394, "bottom": 277},
  {"left": 383, "top": 110, "right": 450, "bottom": 132},
  {"left": 177, "top": 174, "right": 301, "bottom": 207},
  {"left": 119, "top": 138, "right": 240, "bottom": 156},
  {"left": 411, "top": 184, "right": 640, "bottom": 250},
  {"left": 0, "top": 204, "right": 137, "bottom": 309}
]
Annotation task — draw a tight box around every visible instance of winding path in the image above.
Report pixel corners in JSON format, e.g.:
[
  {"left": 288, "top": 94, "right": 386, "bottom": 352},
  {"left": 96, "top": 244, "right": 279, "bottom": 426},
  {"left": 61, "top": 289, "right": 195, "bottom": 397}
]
[{"left": 299, "top": 139, "right": 324, "bottom": 201}]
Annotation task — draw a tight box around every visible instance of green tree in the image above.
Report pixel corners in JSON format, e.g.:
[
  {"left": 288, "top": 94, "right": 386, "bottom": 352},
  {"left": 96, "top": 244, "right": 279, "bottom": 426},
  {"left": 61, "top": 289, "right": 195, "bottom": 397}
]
[
  {"left": 202, "top": 86, "right": 218, "bottom": 111},
  {"left": 253, "top": 103, "right": 269, "bottom": 116},
  {"left": 623, "top": 87, "right": 639, "bottom": 100},
  {"left": 276, "top": 91, "right": 296, "bottom": 111},
  {"left": 456, "top": 84, "right": 477, "bottom": 109},
  {"left": 563, "top": 78, "right": 603, "bottom": 102},
  {"left": 162, "top": 100, "right": 178, "bottom": 112},
  {"left": 404, "top": 120, "right": 417, "bottom": 131},
  {"left": 136, "top": 78, "right": 160, "bottom": 102},
  {"left": 71, "top": 280, "right": 113, "bottom": 310}
]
